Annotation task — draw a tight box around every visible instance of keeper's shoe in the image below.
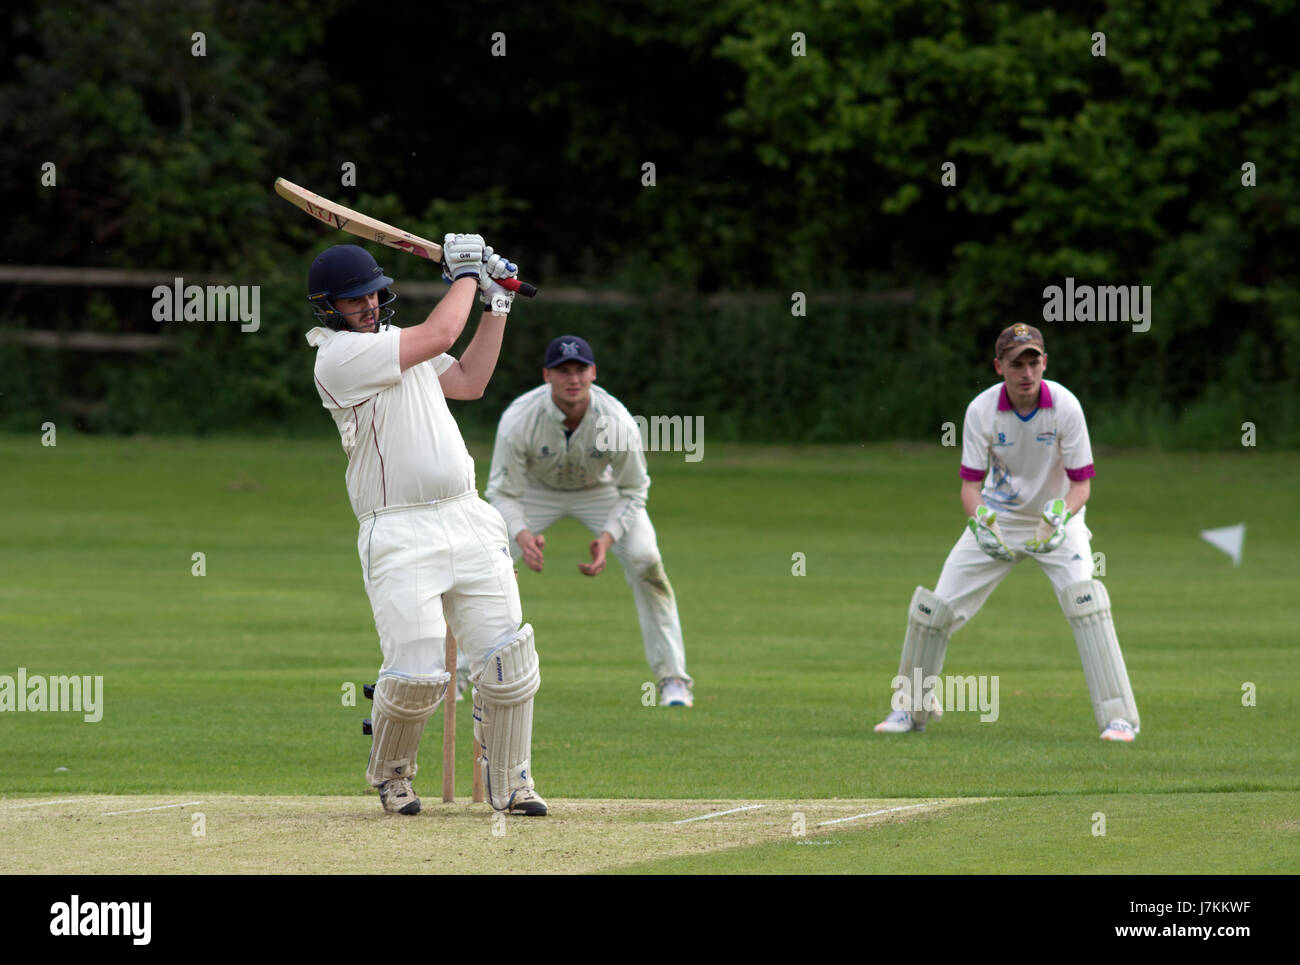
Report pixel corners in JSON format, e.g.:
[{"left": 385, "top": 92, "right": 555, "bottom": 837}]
[
  {"left": 1100, "top": 718, "right": 1137, "bottom": 743},
  {"left": 379, "top": 778, "right": 421, "bottom": 815},
  {"left": 506, "top": 788, "right": 549, "bottom": 816},
  {"left": 874, "top": 709, "right": 925, "bottom": 733},
  {"left": 659, "top": 678, "right": 693, "bottom": 707}
]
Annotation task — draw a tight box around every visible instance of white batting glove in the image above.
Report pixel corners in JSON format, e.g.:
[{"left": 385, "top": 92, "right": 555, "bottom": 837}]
[
  {"left": 479, "top": 246, "right": 518, "bottom": 314},
  {"left": 967, "top": 505, "right": 1015, "bottom": 562},
  {"left": 441, "top": 233, "right": 485, "bottom": 283},
  {"left": 1024, "top": 498, "right": 1073, "bottom": 554}
]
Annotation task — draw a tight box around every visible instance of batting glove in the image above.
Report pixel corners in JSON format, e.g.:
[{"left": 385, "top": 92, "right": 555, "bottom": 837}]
[
  {"left": 441, "top": 233, "right": 485, "bottom": 283},
  {"left": 478, "top": 246, "right": 518, "bottom": 315},
  {"left": 967, "top": 505, "right": 1015, "bottom": 562},
  {"left": 1024, "top": 498, "right": 1073, "bottom": 554}
]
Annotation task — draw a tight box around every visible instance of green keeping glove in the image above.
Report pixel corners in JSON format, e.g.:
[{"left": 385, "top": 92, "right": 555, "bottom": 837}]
[
  {"left": 1024, "top": 498, "right": 1073, "bottom": 554},
  {"left": 967, "top": 505, "right": 1014, "bottom": 561}
]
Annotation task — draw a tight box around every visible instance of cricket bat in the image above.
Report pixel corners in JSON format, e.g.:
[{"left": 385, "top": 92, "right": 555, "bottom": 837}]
[{"left": 274, "top": 177, "right": 537, "bottom": 297}]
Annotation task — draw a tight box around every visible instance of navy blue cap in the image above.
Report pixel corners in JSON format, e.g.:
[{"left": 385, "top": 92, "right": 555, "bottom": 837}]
[{"left": 544, "top": 335, "right": 595, "bottom": 368}]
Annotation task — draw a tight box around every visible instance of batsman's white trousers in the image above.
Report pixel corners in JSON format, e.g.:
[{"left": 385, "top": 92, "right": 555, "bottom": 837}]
[
  {"left": 512, "top": 482, "right": 690, "bottom": 684},
  {"left": 935, "top": 510, "right": 1096, "bottom": 631},
  {"left": 358, "top": 492, "right": 523, "bottom": 679}
]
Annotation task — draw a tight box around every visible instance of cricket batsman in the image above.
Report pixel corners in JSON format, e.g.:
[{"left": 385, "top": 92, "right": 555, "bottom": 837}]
[
  {"left": 485, "top": 336, "right": 694, "bottom": 707},
  {"left": 874, "top": 323, "right": 1140, "bottom": 741},
  {"left": 305, "top": 239, "right": 548, "bottom": 815}
]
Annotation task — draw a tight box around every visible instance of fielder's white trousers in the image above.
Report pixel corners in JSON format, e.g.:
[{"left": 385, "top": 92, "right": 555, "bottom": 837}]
[
  {"left": 935, "top": 510, "right": 1096, "bottom": 631},
  {"left": 357, "top": 492, "right": 524, "bottom": 679},
  {"left": 512, "top": 481, "right": 691, "bottom": 684}
]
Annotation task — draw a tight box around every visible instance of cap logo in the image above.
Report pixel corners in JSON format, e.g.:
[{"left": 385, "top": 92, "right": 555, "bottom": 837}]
[
  {"left": 561, "top": 341, "right": 579, "bottom": 358},
  {"left": 1012, "top": 323, "right": 1030, "bottom": 340}
]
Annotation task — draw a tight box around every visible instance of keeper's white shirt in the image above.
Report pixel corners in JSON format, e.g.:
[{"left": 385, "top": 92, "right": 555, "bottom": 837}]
[
  {"left": 306, "top": 325, "right": 476, "bottom": 518},
  {"left": 486, "top": 384, "right": 650, "bottom": 542},
  {"left": 959, "top": 379, "right": 1096, "bottom": 524}
]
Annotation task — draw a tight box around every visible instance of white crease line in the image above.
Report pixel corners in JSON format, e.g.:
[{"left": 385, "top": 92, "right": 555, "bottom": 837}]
[
  {"left": 817, "top": 802, "right": 939, "bottom": 827},
  {"left": 2, "top": 799, "right": 83, "bottom": 810},
  {"left": 672, "top": 804, "right": 766, "bottom": 825},
  {"left": 102, "top": 801, "right": 204, "bottom": 816}
]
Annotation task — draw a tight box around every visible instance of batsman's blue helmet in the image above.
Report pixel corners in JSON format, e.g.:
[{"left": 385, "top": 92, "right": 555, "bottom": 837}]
[{"left": 307, "top": 244, "right": 396, "bottom": 331}]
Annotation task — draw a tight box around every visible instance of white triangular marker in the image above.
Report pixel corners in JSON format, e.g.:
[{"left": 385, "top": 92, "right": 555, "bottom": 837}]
[{"left": 1200, "top": 523, "right": 1245, "bottom": 566}]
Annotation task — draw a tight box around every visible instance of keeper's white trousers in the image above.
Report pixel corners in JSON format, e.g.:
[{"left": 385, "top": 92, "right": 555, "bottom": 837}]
[
  {"left": 357, "top": 492, "right": 524, "bottom": 679},
  {"left": 510, "top": 482, "right": 691, "bottom": 684},
  {"left": 935, "top": 510, "right": 1096, "bottom": 631}
]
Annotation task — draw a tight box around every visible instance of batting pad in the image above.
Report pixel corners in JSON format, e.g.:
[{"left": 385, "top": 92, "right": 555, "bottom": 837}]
[
  {"left": 1059, "top": 580, "right": 1140, "bottom": 732},
  {"left": 472, "top": 624, "right": 541, "bottom": 811},
  {"left": 365, "top": 671, "right": 450, "bottom": 786},
  {"left": 897, "top": 587, "right": 955, "bottom": 726}
]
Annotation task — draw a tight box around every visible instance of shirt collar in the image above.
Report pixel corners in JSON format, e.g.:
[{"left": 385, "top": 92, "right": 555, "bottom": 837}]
[{"left": 997, "top": 381, "right": 1053, "bottom": 411}]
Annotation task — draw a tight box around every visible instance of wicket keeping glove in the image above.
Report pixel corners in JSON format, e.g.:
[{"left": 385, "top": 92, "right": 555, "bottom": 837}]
[
  {"left": 441, "top": 233, "right": 485, "bottom": 283},
  {"left": 1023, "top": 498, "right": 1073, "bottom": 554},
  {"left": 968, "top": 505, "right": 1015, "bottom": 562}
]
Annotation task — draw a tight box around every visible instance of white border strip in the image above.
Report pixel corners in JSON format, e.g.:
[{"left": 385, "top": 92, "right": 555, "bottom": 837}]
[
  {"left": 2, "top": 799, "right": 82, "bottom": 810},
  {"left": 672, "top": 804, "right": 766, "bottom": 825},
  {"left": 817, "top": 802, "right": 937, "bottom": 826},
  {"left": 102, "top": 801, "right": 204, "bottom": 816}
]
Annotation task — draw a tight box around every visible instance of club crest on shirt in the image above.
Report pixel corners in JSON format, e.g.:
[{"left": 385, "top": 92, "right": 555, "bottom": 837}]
[
  {"left": 539, "top": 445, "right": 551, "bottom": 457},
  {"left": 994, "top": 431, "right": 1014, "bottom": 447},
  {"left": 1036, "top": 430, "right": 1056, "bottom": 444}
]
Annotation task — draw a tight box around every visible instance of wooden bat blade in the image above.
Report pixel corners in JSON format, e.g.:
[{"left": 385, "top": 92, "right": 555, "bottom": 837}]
[
  {"left": 274, "top": 178, "right": 537, "bottom": 296},
  {"left": 274, "top": 177, "right": 442, "bottom": 262}
]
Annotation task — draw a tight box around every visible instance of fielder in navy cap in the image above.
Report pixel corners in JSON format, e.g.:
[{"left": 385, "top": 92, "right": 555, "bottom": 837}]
[{"left": 543, "top": 335, "right": 596, "bottom": 368}]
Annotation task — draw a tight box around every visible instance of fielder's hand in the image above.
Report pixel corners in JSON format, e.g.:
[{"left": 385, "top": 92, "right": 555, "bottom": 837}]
[
  {"left": 441, "top": 233, "right": 485, "bottom": 283},
  {"left": 517, "top": 530, "right": 545, "bottom": 572},
  {"left": 479, "top": 246, "right": 518, "bottom": 315},
  {"left": 1023, "top": 498, "right": 1073, "bottom": 554},
  {"left": 578, "top": 533, "right": 613, "bottom": 577},
  {"left": 967, "top": 505, "right": 1015, "bottom": 562}
]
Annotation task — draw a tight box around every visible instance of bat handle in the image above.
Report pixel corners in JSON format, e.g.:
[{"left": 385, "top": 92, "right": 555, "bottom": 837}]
[{"left": 498, "top": 278, "right": 538, "bottom": 298}]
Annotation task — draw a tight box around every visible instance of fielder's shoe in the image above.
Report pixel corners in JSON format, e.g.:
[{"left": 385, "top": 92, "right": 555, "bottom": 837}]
[
  {"left": 659, "top": 678, "right": 693, "bottom": 707},
  {"left": 1100, "top": 718, "right": 1137, "bottom": 742},
  {"left": 379, "top": 778, "right": 421, "bottom": 815},
  {"left": 874, "top": 709, "right": 925, "bottom": 733},
  {"left": 506, "top": 788, "right": 549, "bottom": 816},
  {"left": 455, "top": 670, "right": 470, "bottom": 703}
]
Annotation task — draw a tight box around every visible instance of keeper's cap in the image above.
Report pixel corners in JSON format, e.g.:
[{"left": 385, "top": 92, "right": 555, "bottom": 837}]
[
  {"left": 544, "top": 335, "right": 595, "bottom": 368},
  {"left": 995, "top": 323, "right": 1046, "bottom": 360}
]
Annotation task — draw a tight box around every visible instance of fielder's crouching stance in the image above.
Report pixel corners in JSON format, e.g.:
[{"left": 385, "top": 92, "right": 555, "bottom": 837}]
[
  {"left": 305, "top": 237, "right": 548, "bottom": 815},
  {"left": 874, "top": 324, "right": 1140, "bottom": 742}
]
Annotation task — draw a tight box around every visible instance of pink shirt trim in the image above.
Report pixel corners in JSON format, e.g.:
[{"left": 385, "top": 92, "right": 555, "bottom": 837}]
[
  {"left": 960, "top": 465, "right": 987, "bottom": 481},
  {"left": 1066, "top": 464, "right": 1095, "bottom": 481},
  {"left": 997, "top": 382, "right": 1054, "bottom": 412}
]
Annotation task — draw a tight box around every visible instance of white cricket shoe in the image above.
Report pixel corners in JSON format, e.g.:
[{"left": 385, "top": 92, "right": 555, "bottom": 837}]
[
  {"left": 506, "top": 787, "right": 549, "bottom": 816},
  {"left": 379, "top": 778, "right": 421, "bottom": 815},
  {"left": 874, "top": 709, "right": 925, "bottom": 733},
  {"left": 659, "top": 678, "right": 693, "bottom": 707},
  {"left": 1100, "top": 718, "right": 1137, "bottom": 742}
]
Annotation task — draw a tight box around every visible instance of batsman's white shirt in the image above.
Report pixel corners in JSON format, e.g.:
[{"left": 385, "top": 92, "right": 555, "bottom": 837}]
[
  {"left": 959, "top": 379, "right": 1095, "bottom": 525},
  {"left": 486, "top": 384, "right": 691, "bottom": 685},
  {"left": 486, "top": 384, "right": 649, "bottom": 542},
  {"left": 306, "top": 324, "right": 521, "bottom": 679},
  {"left": 306, "top": 325, "right": 475, "bottom": 519}
]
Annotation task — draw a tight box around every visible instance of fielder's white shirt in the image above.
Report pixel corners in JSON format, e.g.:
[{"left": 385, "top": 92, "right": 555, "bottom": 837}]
[
  {"left": 959, "top": 379, "right": 1095, "bottom": 524},
  {"left": 306, "top": 325, "right": 476, "bottom": 518},
  {"left": 486, "top": 384, "right": 650, "bottom": 542}
]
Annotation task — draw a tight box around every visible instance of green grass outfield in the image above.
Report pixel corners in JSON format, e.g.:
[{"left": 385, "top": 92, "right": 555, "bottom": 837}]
[{"left": 2, "top": 434, "right": 1297, "bottom": 873}]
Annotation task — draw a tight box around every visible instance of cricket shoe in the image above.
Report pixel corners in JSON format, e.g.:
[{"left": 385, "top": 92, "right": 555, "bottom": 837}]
[
  {"left": 1099, "top": 718, "right": 1137, "bottom": 743},
  {"left": 505, "top": 788, "right": 548, "bottom": 816},
  {"left": 659, "top": 678, "right": 693, "bottom": 707},
  {"left": 874, "top": 709, "right": 926, "bottom": 733},
  {"left": 379, "top": 778, "right": 421, "bottom": 815},
  {"left": 455, "top": 670, "right": 470, "bottom": 703}
]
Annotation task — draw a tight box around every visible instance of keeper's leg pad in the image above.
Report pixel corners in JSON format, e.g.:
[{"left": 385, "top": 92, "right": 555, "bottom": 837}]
[
  {"left": 1059, "top": 580, "right": 1140, "bottom": 732},
  {"left": 472, "top": 624, "right": 541, "bottom": 811},
  {"left": 365, "top": 671, "right": 449, "bottom": 786},
  {"left": 896, "top": 587, "right": 955, "bottom": 726}
]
